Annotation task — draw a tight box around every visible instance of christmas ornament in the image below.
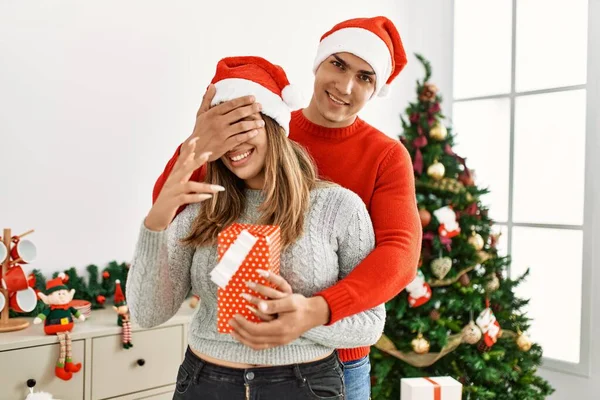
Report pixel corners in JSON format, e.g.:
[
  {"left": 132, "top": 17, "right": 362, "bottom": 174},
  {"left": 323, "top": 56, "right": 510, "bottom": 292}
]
[
  {"left": 429, "top": 123, "right": 448, "bottom": 141},
  {"left": 485, "top": 274, "right": 500, "bottom": 292},
  {"left": 419, "top": 208, "right": 432, "bottom": 227},
  {"left": 102, "top": 271, "right": 110, "bottom": 279},
  {"left": 459, "top": 273, "right": 470, "bottom": 287},
  {"left": 113, "top": 280, "right": 133, "bottom": 349},
  {"left": 477, "top": 251, "right": 491, "bottom": 263},
  {"left": 405, "top": 270, "right": 432, "bottom": 308},
  {"left": 411, "top": 333, "right": 430, "bottom": 354},
  {"left": 433, "top": 206, "right": 461, "bottom": 238},
  {"left": 419, "top": 82, "right": 438, "bottom": 102},
  {"left": 468, "top": 233, "right": 485, "bottom": 251},
  {"left": 96, "top": 295, "right": 106, "bottom": 304},
  {"left": 427, "top": 160, "right": 445, "bottom": 181},
  {"left": 189, "top": 294, "right": 200, "bottom": 308},
  {"left": 431, "top": 257, "right": 452, "bottom": 279},
  {"left": 33, "top": 277, "right": 86, "bottom": 381},
  {"left": 462, "top": 321, "right": 482, "bottom": 345},
  {"left": 458, "top": 169, "right": 475, "bottom": 186},
  {"left": 430, "top": 309, "right": 440, "bottom": 321},
  {"left": 516, "top": 332, "right": 532, "bottom": 352},
  {"left": 476, "top": 306, "right": 501, "bottom": 347}
]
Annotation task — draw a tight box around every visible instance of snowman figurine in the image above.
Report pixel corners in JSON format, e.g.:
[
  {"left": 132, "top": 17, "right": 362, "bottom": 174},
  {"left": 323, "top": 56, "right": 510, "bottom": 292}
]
[
  {"left": 433, "top": 206, "right": 461, "bottom": 238},
  {"left": 476, "top": 307, "right": 501, "bottom": 347},
  {"left": 405, "top": 270, "right": 432, "bottom": 308},
  {"left": 33, "top": 274, "right": 85, "bottom": 381}
]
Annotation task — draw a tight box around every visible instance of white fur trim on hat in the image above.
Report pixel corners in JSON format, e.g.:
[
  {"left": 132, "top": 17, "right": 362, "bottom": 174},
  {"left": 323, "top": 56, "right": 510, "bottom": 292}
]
[
  {"left": 281, "top": 84, "right": 304, "bottom": 110},
  {"left": 211, "top": 78, "right": 291, "bottom": 136},
  {"left": 313, "top": 27, "right": 393, "bottom": 96}
]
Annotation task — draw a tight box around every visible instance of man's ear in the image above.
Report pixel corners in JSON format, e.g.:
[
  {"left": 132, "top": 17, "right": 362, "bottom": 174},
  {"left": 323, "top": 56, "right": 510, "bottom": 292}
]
[{"left": 38, "top": 292, "right": 49, "bottom": 304}]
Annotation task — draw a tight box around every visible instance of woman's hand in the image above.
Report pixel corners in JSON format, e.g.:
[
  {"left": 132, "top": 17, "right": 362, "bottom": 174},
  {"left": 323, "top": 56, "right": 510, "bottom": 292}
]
[
  {"left": 241, "top": 269, "right": 293, "bottom": 322},
  {"left": 145, "top": 138, "right": 224, "bottom": 231}
]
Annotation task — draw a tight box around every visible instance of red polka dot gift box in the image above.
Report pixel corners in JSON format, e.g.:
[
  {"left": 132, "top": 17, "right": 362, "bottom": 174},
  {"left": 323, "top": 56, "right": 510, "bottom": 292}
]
[{"left": 210, "top": 223, "right": 282, "bottom": 334}]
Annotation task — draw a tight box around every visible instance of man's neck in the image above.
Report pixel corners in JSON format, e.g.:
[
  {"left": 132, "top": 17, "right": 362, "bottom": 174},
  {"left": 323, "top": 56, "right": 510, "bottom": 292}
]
[{"left": 302, "top": 100, "right": 357, "bottom": 129}]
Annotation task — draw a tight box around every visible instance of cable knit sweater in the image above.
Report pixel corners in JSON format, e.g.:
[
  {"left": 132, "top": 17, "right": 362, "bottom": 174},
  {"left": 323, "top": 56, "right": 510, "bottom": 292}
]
[{"left": 126, "top": 186, "right": 385, "bottom": 365}]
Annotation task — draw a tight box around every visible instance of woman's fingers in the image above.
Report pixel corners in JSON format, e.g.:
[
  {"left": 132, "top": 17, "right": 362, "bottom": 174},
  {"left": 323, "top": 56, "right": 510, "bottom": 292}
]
[{"left": 255, "top": 269, "right": 293, "bottom": 294}]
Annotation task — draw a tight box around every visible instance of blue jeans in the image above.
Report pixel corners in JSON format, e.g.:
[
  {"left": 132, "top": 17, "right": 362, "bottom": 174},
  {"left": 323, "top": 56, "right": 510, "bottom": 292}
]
[{"left": 343, "top": 356, "right": 371, "bottom": 400}]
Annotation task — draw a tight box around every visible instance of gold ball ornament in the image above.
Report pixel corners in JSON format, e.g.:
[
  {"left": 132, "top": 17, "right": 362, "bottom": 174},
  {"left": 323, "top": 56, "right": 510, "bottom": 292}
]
[
  {"left": 516, "top": 333, "right": 532, "bottom": 352},
  {"left": 431, "top": 257, "right": 453, "bottom": 279},
  {"left": 411, "top": 333, "right": 430, "bottom": 354},
  {"left": 477, "top": 251, "right": 491, "bottom": 263},
  {"left": 468, "top": 233, "right": 485, "bottom": 251},
  {"left": 429, "top": 123, "right": 448, "bottom": 141},
  {"left": 485, "top": 274, "right": 500, "bottom": 292},
  {"left": 427, "top": 161, "right": 445, "bottom": 181},
  {"left": 462, "top": 321, "right": 482, "bottom": 345},
  {"left": 419, "top": 208, "right": 432, "bottom": 227}
]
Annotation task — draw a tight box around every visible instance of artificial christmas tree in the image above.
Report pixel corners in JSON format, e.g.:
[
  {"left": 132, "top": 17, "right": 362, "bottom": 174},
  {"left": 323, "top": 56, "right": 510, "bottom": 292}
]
[{"left": 370, "top": 55, "right": 554, "bottom": 399}]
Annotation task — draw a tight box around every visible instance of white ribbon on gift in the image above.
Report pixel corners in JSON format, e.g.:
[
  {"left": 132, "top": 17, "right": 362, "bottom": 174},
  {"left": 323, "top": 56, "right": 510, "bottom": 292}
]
[{"left": 210, "top": 229, "right": 258, "bottom": 289}]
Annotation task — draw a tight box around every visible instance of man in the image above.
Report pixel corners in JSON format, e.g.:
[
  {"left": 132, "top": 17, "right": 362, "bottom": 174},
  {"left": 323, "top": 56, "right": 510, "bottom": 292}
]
[{"left": 152, "top": 16, "right": 421, "bottom": 399}]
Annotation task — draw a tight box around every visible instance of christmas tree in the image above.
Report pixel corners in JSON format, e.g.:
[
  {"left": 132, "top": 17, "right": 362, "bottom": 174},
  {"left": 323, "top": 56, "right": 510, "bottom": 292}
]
[{"left": 370, "top": 55, "right": 554, "bottom": 399}]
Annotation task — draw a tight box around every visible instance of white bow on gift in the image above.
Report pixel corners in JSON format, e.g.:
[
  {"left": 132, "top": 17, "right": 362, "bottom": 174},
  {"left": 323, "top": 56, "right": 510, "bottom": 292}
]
[{"left": 210, "top": 230, "right": 258, "bottom": 289}]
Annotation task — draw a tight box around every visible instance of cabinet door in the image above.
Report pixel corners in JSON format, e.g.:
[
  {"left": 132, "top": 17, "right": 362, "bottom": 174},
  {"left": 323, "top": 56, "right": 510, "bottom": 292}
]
[
  {"left": 91, "top": 325, "right": 183, "bottom": 399},
  {"left": 0, "top": 340, "right": 85, "bottom": 400}
]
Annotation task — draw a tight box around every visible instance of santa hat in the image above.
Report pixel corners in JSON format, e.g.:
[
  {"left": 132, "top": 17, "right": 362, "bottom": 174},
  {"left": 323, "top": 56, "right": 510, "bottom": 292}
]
[
  {"left": 210, "top": 56, "right": 303, "bottom": 136},
  {"left": 45, "top": 275, "right": 68, "bottom": 295},
  {"left": 313, "top": 16, "right": 407, "bottom": 97},
  {"left": 114, "top": 279, "right": 126, "bottom": 307}
]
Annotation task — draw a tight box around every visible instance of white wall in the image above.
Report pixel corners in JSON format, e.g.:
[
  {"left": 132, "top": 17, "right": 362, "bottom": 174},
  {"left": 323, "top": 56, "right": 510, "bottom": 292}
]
[{"left": 0, "top": 1, "right": 452, "bottom": 277}]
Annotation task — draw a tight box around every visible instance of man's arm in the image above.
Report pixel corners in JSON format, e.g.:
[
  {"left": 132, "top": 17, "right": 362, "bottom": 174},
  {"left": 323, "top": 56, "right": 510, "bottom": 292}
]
[{"left": 316, "top": 142, "right": 422, "bottom": 325}]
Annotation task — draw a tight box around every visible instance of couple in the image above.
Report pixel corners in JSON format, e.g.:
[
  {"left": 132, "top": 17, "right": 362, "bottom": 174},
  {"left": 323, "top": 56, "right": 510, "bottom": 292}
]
[{"left": 127, "top": 16, "right": 421, "bottom": 400}]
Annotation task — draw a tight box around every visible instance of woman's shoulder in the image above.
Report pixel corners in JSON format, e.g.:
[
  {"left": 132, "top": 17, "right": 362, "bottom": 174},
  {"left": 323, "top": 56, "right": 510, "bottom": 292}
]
[{"left": 309, "top": 182, "right": 367, "bottom": 215}]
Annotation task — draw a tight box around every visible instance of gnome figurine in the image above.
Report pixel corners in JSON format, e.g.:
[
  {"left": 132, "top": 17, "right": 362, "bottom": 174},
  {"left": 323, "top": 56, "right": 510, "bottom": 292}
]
[
  {"left": 113, "top": 279, "right": 133, "bottom": 349},
  {"left": 33, "top": 273, "right": 85, "bottom": 381}
]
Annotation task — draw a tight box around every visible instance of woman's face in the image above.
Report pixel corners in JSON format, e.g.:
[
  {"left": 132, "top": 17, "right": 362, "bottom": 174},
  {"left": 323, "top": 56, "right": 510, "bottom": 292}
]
[{"left": 220, "top": 113, "right": 268, "bottom": 189}]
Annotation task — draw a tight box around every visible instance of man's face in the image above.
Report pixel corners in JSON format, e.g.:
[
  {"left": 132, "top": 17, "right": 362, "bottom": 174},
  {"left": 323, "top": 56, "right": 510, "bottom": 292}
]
[{"left": 312, "top": 52, "right": 377, "bottom": 127}]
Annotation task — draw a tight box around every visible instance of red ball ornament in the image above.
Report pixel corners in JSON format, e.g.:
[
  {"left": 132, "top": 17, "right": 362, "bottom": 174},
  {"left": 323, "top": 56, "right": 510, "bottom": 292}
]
[
  {"left": 102, "top": 271, "right": 110, "bottom": 279},
  {"left": 419, "top": 209, "right": 432, "bottom": 227},
  {"left": 96, "top": 295, "right": 106, "bottom": 304}
]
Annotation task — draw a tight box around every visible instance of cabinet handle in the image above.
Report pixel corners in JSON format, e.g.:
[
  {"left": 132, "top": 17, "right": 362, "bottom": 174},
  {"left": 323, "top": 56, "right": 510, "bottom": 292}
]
[
  {"left": 26, "top": 379, "right": 36, "bottom": 388},
  {"left": 137, "top": 359, "right": 146, "bottom": 366}
]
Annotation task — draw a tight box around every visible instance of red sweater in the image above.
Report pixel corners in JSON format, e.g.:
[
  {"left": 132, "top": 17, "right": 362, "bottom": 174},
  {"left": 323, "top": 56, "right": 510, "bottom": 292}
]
[{"left": 152, "top": 110, "right": 422, "bottom": 362}]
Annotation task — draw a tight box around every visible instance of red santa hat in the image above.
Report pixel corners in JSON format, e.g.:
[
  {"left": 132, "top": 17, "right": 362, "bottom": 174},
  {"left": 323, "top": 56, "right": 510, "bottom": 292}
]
[
  {"left": 210, "top": 56, "right": 303, "bottom": 136},
  {"left": 114, "top": 279, "right": 126, "bottom": 307},
  {"left": 313, "top": 16, "right": 407, "bottom": 97}
]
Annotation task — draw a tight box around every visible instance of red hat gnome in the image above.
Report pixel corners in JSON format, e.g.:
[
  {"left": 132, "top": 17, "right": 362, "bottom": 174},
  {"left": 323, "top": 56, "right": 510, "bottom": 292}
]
[
  {"left": 33, "top": 273, "right": 85, "bottom": 381},
  {"left": 112, "top": 279, "right": 133, "bottom": 349}
]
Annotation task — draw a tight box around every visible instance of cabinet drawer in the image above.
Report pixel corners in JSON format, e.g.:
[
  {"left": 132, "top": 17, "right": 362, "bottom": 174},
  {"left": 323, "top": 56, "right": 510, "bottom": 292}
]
[
  {"left": 91, "top": 325, "right": 183, "bottom": 400},
  {"left": 0, "top": 340, "right": 84, "bottom": 400}
]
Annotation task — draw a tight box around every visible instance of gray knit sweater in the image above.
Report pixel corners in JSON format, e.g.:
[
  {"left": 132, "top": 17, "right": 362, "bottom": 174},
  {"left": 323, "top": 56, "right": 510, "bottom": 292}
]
[{"left": 126, "top": 186, "right": 385, "bottom": 365}]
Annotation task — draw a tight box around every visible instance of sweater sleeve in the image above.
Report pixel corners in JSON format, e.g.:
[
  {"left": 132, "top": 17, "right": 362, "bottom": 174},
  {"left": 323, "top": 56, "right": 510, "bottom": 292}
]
[
  {"left": 152, "top": 143, "right": 206, "bottom": 209},
  {"left": 126, "top": 205, "right": 199, "bottom": 328},
  {"left": 302, "top": 191, "right": 386, "bottom": 348},
  {"left": 315, "top": 143, "right": 422, "bottom": 325}
]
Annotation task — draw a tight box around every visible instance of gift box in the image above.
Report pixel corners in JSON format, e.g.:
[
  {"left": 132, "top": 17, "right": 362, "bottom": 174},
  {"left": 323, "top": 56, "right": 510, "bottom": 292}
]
[
  {"left": 210, "top": 223, "right": 281, "bottom": 333},
  {"left": 401, "top": 376, "right": 462, "bottom": 400}
]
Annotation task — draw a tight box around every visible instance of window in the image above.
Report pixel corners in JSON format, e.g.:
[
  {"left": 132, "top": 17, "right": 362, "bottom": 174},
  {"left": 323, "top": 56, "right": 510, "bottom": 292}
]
[{"left": 452, "top": 0, "right": 591, "bottom": 375}]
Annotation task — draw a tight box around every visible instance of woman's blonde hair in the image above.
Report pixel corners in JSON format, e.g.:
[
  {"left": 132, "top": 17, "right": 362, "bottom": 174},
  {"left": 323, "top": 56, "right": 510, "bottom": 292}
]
[{"left": 183, "top": 114, "right": 322, "bottom": 248}]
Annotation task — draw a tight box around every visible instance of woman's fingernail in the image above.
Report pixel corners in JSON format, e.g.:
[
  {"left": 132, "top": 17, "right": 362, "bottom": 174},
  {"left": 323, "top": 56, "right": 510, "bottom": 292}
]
[
  {"left": 246, "top": 305, "right": 259, "bottom": 314},
  {"left": 249, "top": 130, "right": 259, "bottom": 138},
  {"left": 245, "top": 281, "right": 256, "bottom": 289},
  {"left": 256, "top": 269, "right": 269, "bottom": 278},
  {"left": 211, "top": 185, "right": 225, "bottom": 192},
  {"left": 240, "top": 293, "right": 252, "bottom": 301},
  {"left": 258, "top": 120, "right": 265, "bottom": 127},
  {"left": 259, "top": 302, "right": 268, "bottom": 312}
]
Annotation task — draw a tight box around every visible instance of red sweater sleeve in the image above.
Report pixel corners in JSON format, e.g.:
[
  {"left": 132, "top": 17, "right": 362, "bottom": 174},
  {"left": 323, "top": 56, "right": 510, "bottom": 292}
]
[
  {"left": 152, "top": 144, "right": 206, "bottom": 216},
  {"left": 316, "top": 143, "right": 422, "bottom": 325}
]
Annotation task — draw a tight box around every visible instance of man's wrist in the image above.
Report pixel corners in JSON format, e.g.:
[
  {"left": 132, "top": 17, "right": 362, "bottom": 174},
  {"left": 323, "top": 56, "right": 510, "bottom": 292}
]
[{"left": 307, "top": 296, "right": 331, "bottom": 327}]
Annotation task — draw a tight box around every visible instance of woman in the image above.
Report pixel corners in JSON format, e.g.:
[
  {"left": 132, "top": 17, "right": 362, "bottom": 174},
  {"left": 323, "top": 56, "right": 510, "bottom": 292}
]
[{"left": 127, "top": 56, "right": 385, "bottom": 399}]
